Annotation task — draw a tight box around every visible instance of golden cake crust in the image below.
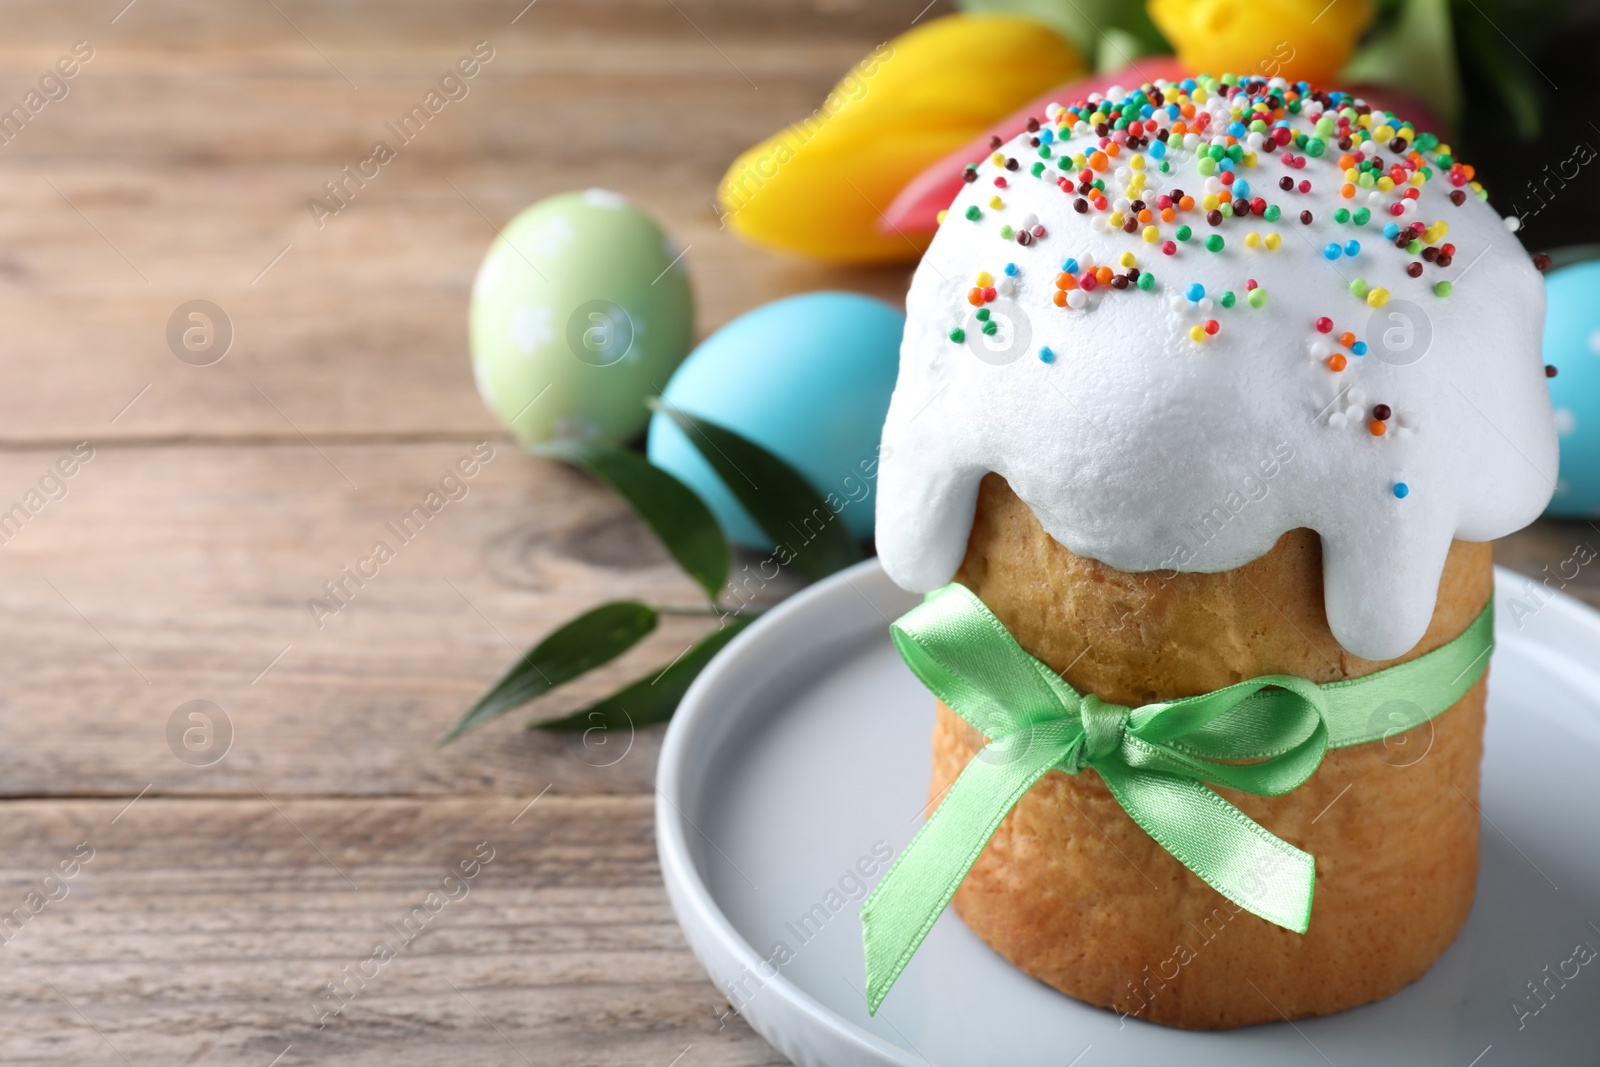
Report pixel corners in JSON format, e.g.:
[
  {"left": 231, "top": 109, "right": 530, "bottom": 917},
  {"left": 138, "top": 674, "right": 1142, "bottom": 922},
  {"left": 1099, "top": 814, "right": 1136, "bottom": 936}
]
[{"left": 931, "top": 474, "right": 1490, "bottom": 1029}]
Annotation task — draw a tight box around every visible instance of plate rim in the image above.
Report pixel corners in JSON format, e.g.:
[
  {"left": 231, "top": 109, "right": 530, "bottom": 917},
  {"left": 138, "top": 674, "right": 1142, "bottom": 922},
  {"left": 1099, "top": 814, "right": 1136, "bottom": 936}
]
[
  {"left": 655, "top": 557, "right": 1598, "bottom": 1065},
  {"left": 657, "top": 558, "right": 917, "bottom": 1066}
]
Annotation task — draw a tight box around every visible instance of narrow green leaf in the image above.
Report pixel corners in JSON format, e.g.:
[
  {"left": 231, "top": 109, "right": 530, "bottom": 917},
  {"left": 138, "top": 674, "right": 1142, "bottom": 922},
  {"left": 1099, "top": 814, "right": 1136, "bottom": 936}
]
[
  {"left": 953, "top": 0, "right": 1169, "bottom": 70},
  {"left": 535, "top": 440, "right": 729, "bottom": 603},
  {"left": 1456, "top": 12, "right": 1541, "bottom": 139},
  {"left": 1343, "top": 0, "right": 1462, "bottom": 128},
  {"left": 439, "top": 601, "right": 657, "bottom": 743},
  {"left": 533, "top": 615, "right": 754, "bottom": 733},
  {"left": 648, "top": 401, "right": 864, "bottom": 584}
]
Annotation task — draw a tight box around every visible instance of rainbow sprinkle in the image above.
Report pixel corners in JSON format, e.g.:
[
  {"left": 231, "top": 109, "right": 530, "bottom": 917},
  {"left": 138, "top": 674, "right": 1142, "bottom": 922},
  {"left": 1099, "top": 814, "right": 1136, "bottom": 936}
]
[{"left": 938, "top": 69, "right": 1533, "bottom": 504}]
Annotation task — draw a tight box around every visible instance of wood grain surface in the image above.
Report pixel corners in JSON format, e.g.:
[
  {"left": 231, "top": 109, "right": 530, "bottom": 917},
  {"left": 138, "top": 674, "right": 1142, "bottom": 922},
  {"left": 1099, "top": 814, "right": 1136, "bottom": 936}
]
[{"left": 0, "top": 1, "right": 1586, "bottom": 1064}]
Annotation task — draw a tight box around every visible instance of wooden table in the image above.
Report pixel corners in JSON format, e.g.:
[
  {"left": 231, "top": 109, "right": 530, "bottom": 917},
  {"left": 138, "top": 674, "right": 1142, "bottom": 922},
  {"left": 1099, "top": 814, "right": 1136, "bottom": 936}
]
[{"left": 0, "top": 2, "right": 1588, "bottom": 1063}]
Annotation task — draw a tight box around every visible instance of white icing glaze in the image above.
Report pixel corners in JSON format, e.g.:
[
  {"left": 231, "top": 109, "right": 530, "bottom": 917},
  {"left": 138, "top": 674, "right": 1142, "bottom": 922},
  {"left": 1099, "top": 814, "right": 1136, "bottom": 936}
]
[{"left": 876, "top": 79, "right": 1557, "bottom": 661}]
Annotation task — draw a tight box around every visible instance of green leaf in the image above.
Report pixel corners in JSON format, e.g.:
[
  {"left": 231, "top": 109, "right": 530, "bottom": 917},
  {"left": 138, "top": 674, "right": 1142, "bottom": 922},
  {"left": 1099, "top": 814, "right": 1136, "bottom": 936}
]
[
  {"left": 1456, "top": 8, "right": 1542, "bottom": 139},
  {"left": 953, "top": 0, "right": 1170, "bottom": 71},
  {"left": 534, "top": 440, "right": 729, "bottom": 603},
  {"left": 439, "top": 601, "right": 658, "bottom": 743},
  {"left": 533, "top": 616, "right": 754, "bottom": 732},
  {"left": 648, "top": 401, "right": 864, "bottom": 584},
  {"left": 1343, "top": 0, "right": 1462, "bottom": 129}
]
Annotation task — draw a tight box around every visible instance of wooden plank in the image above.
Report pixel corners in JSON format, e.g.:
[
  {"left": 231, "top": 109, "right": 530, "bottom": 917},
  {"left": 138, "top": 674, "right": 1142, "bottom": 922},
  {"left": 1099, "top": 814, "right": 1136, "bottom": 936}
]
[
  {"left": 0, "top": 440, "right": 785, "bottom": 797},
  {"left": 0, "top": 0, "right": 923, "bottom": 60},
  {"left": 0, "top": 0, "right": 922, "bottom": 442},
  {"left": 0, "top": 163, "right": 911, "bottom": 443},
  {"left": 0, "top": 794, "right": 786, "bottom": 1066}
]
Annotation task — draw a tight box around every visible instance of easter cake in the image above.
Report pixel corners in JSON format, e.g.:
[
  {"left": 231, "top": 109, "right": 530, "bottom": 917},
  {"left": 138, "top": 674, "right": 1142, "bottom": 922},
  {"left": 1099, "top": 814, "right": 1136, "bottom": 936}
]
[{"left": 865, "top": 74, "right": 1557, "bottom": 1028}]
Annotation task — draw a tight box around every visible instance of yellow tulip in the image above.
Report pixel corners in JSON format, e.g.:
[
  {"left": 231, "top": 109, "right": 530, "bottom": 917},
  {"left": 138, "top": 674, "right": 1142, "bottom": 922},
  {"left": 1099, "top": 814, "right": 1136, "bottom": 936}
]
[
  {"left": 1147, "top": 0, "right": 1375, "bottom": 86},
  {"left": 717, "top": 14, "right": 1085, "bottom": 265}
]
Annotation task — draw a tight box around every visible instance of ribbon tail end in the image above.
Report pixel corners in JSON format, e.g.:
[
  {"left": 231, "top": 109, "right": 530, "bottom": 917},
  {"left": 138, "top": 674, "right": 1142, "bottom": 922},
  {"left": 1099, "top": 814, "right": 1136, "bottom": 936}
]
[
  {"left": 1101, "top": 766, "right": 1321, "bottom": 936},
  {"left": 860, "top": 904, "right": 908, "bottom": 1017},
  {"left": 1240, "top": 846, "right": 1315, "bottom": 934},
  {"left": 865, "top": 984, "right": 886, "bottom": 1017},
  {"left": 1287, "top": 857, "right": 1315, "bottom": 935}
]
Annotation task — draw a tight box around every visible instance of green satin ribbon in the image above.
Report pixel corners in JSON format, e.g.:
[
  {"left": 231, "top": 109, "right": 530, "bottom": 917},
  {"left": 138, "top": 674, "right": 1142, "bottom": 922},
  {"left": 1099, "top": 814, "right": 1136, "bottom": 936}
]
[{"left": 860, "top": 583, "right": 1494, "bottom": 1014}]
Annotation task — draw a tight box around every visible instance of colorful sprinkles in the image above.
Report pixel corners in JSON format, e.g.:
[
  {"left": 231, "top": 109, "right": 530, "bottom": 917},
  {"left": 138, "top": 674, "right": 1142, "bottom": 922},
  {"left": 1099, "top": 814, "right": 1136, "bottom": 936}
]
[{"left": 939, "top": 72, "right": 1536, "bottom": 502}]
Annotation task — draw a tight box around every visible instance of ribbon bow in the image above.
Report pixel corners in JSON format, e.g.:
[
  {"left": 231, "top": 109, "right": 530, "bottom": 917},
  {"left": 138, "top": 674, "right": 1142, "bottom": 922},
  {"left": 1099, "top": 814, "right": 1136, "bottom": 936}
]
[{"left": 861, "top": 583, "right": 1493, "bottom": 1013}]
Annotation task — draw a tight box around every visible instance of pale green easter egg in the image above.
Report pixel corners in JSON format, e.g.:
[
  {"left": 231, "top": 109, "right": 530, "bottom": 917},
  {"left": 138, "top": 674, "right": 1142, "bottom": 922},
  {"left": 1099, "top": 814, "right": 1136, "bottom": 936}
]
[{"left": 470, "top": 188, "right": 694, "bottom": 444}]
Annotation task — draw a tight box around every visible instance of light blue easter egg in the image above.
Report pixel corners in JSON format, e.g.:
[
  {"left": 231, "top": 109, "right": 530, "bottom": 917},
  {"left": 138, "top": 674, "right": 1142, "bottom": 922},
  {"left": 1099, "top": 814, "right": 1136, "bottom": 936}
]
[
  {"left": 647, "top": 291, "right": 904, "bottom": 549},
  {"left": 470, "top": 189, "right": 693, "bottom": 445},
  {"left": 1543, "top": 259, "right": 1600, "bottom": 517}
]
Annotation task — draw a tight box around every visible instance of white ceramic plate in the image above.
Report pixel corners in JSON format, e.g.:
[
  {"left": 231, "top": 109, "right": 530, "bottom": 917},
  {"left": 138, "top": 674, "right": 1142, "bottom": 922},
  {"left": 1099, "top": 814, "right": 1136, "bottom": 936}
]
[{"left": 657, "top": 560, "right": 1600, "bottom": 1067}]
